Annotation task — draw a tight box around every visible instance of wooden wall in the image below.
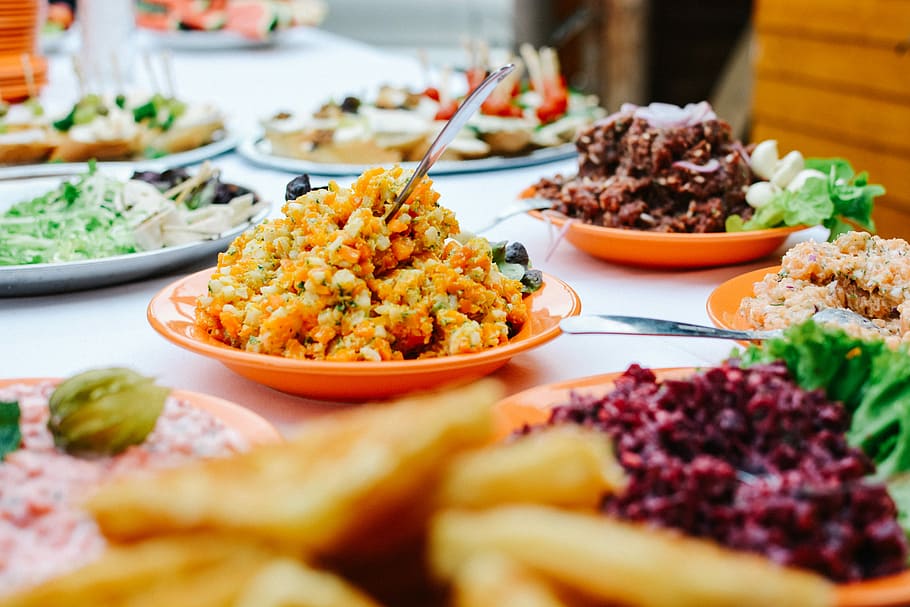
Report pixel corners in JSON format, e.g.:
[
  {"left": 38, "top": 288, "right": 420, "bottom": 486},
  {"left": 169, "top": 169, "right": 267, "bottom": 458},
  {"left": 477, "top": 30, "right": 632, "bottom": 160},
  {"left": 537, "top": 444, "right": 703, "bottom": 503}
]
[{"left": 751, "top": 0, "right": 910, "bottom": 237}]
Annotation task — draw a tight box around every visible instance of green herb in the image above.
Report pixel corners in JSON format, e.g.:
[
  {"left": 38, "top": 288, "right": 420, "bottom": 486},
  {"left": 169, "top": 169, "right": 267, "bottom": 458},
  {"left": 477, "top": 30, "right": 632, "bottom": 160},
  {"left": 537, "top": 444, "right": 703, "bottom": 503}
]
[
  {"left": 0, "top": 400, "right": 22, "bottom": 459},
  {"left": 726, "top": 157, "right": 883, "bottom": 241}
]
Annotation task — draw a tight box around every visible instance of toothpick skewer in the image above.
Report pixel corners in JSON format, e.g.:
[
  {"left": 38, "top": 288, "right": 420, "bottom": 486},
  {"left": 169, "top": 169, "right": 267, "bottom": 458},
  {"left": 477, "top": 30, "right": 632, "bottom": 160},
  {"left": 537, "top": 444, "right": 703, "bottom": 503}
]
[
  {"left": 20, "top": 54, "right": 38, "bottom": 101},
  {"left": 519, "top": 43, "right": 544, "bottom": 94},
  {"left": 71, "top": 55, "right": 87, "bottom": 98},
  {"left": 160, "top": 52, "right": 176, "bottom": 98},
  {"left": 110, "top": 52, "right": 124, "bottom": 98},
  {"left": 143, "top": 52, "right": 160, "bottom": 94}
]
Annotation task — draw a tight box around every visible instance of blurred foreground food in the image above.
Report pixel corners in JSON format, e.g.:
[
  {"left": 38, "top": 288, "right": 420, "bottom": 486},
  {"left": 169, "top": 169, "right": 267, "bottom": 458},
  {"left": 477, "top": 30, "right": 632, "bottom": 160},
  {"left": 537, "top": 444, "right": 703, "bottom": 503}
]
[{"left": 0, "top": 380, "right": 834, "bottom": 606}]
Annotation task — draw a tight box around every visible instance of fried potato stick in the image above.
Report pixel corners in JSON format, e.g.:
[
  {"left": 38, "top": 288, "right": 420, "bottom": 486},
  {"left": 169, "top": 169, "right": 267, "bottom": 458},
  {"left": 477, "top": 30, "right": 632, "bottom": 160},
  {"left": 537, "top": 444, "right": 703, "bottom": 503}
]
[
  {"left": 436, "top": 425, "right": 626, "bottom": 510},
  {"left": 451, "top": 552, "right": 572, "bottom": 607},
  {"left": 430, "top": 506, "right": 836, "bottom": 607},
  {"left": 88, "top": 381, "right": 501, "bottom": 555},
  {"left": 233, "top": 558, "right": 382, "bottom": 607},
  {"left": 0, "top": 534, "right": 276, "bottom": 607}
]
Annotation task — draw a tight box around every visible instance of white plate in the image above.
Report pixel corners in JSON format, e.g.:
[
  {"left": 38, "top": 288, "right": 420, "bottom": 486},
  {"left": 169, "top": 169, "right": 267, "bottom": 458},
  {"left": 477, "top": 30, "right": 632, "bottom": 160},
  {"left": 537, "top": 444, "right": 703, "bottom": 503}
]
[
  {"left": 236, "top": 135, "right": 578, "bottom": 176},
  {"left": 0, "top": 173, "right": 270, "bottom": 297},
  {"left": 140, "top": 28, "right": 299, "bottom": 50},
  {"left": 0, "top": 134, "right": 239, "bottom": 181}
]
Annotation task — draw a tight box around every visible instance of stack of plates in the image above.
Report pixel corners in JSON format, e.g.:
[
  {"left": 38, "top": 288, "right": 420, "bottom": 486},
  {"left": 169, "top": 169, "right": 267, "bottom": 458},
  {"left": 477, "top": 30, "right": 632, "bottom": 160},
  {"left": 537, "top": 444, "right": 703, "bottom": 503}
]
[{"left": 0, "top": 0, "right": 47, "bottom": 101}]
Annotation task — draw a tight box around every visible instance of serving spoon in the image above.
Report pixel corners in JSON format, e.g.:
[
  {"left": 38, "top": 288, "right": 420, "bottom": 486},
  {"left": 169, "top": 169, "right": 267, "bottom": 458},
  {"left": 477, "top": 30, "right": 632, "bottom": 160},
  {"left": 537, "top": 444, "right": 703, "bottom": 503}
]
[
  {"left": 560, "top": 308, "right": 881, "bottom": 341},
  {"left": 384, "top": 63, "right": 517, "bottom": 222}
]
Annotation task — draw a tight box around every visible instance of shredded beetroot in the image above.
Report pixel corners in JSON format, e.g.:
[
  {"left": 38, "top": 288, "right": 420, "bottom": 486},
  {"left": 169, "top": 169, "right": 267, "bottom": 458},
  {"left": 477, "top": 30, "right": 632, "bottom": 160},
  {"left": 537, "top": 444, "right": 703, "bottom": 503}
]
[{"left": 545, "top": 362, "right": 908, "bottom": 582}]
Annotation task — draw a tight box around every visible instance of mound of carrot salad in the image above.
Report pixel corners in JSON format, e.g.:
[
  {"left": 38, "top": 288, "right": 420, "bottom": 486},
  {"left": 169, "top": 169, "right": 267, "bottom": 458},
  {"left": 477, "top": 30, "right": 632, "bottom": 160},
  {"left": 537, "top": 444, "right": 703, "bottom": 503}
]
[{"left": 195, "top": 167, "right": 529, "bottom": 361}]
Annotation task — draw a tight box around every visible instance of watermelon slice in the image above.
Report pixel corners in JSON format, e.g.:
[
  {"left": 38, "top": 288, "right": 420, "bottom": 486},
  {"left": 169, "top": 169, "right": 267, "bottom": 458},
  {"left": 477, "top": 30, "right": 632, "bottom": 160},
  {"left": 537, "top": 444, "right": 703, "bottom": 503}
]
[{"left": 225, "top": 0, "right": 279, "bottom": 40}]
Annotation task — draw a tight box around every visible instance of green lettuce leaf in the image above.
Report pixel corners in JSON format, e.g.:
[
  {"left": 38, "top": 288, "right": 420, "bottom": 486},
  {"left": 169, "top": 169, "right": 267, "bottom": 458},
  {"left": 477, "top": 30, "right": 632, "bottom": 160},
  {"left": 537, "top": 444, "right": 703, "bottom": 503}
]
[{"left": 727, "top": 156, "right": 883, "bottom": 241}]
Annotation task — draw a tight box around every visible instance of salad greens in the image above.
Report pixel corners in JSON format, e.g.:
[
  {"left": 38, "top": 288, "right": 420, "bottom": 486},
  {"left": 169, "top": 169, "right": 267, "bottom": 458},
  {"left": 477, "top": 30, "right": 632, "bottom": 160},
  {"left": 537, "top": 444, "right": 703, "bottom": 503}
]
[
  {"left": 739, "top": 321, "right": 910, "bottom": 535},
  {"left": 726, "top": 157, "right": 884, "bottom": 241},
  {"left": 0, "top": 163, "right": 138, "bottom": 265},
  {"left": 0, "top": 401, "right": 21, "bottom": 460}
]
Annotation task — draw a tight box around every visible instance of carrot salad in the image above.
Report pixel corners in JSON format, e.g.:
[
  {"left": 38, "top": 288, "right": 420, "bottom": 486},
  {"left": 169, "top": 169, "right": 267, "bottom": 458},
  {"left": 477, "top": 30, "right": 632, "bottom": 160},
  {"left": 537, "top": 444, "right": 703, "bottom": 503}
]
[{"left": 195, "top": 167, "right": 529, "bottom": 361}]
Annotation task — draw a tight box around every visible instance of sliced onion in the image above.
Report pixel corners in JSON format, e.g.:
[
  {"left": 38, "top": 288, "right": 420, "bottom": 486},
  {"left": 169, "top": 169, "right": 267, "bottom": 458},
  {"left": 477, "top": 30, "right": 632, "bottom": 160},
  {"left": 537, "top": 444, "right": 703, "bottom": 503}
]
[
  {"left": 632, "top": 101, "right": 718, "bottom": 129},
  {"left": 672, "top": 158, "right": 720, "bottom": 173},
  {"left": 731, "top": 140, "right": 751, "bottom": 164}
]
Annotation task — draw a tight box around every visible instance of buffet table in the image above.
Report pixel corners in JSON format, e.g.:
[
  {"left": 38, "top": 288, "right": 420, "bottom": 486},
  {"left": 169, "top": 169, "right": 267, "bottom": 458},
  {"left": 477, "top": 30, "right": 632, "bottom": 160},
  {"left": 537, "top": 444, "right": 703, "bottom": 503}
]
[{"left": 0, "top": 28, "right": 825, "bottom": 433}]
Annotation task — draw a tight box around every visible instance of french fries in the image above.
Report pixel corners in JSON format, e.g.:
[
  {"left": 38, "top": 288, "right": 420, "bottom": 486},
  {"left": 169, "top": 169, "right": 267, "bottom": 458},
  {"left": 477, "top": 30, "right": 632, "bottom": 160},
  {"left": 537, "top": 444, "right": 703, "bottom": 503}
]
[
  {"left": 429, "top": 505, "right": 836, "bottom": 607},
  {"left": 0, "top": 534, "right": 279, "bottom": 607},
  {"left": 2, "top": 378, "right": 841, "bottom": 607},
  {"left": 449, "top": 552, "right": 572, "bottom": 607},
  {"left": 88, "top": 380, "right": 501, "bottom": 555},
  {"left": 233, "top": 558, "right": 381, "bottom": 607},
  {"left": 436, "top": 425, "right": 627, "bottom": 510}
]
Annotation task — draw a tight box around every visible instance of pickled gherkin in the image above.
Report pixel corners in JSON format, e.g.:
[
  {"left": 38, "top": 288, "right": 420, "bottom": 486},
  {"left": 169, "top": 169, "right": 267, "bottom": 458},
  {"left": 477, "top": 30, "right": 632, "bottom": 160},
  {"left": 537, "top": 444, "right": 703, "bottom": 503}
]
[{"left": 48, "top": 368, "right": 169, "bottom": 456}]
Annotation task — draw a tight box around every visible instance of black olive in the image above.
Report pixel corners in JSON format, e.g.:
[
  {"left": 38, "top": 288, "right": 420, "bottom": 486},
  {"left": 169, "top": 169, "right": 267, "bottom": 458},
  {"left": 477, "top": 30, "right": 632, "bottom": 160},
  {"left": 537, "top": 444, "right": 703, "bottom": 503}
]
[
  {"left": 520, "top": 269, "right": 543, "bottom": 293},
  {"left": 504, "top": 242, "right": 530, "bottom": 267},
  {"left": 285, "top": 175, "right": 313, "bottom": 201},
  {"left": 340, "top": 96, "right": 361, "bottom": 113}
]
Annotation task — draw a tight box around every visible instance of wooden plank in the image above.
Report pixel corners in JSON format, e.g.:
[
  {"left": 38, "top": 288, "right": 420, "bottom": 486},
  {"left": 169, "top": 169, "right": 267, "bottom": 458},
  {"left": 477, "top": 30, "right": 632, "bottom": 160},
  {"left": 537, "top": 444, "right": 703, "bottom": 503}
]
[
  {"left": 754, "top": 0, "right": 910, "bottom": 46},
  {"left": 869, "top": 204, "right": 910, "bottom": 240},
  {"left": 752, "top": 78, "right": 910, "bottom": 155},
  {"left": 601, "top": 0, "right": 651, "bottom": 109},
  {"left": 751, "top": 119, "right": 910, "bottom": 225},
  {"left": 755, "top": 33, "right": 910, "bottom": 103}
]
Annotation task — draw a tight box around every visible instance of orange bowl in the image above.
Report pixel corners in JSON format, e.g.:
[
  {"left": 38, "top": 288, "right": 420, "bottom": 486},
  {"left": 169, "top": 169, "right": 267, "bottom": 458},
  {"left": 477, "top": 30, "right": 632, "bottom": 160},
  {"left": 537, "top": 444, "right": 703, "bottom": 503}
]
[
  {"left": 495, "top": 368, "right": 910, "bottom": 607},
  {"left": 0, "top": 377, "right": 282, "bottom": 446},
  {"left": 148, "top": 268, "right": 582, "bottom": 401},
  {"left": 528, "top": 211, "right": 803, "bottom": 269},
  {"left": 706, "top": 266, "right": 780, "bottom": 331}
]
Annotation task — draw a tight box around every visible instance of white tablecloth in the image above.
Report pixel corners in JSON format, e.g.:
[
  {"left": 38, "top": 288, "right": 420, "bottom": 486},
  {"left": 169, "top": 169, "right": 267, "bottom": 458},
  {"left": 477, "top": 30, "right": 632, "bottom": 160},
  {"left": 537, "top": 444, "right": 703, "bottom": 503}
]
[{"left": 0, "top": 28, "right": 824, "bottom": 433}]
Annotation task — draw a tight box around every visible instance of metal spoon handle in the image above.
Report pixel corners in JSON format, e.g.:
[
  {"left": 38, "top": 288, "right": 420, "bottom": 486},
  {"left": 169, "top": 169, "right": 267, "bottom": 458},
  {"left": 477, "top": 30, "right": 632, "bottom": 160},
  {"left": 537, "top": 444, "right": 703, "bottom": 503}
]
[
  {"left": 560, "top": 315, "right": 778, "bottom": 341},
  {"left": 384, "top": 63, "right": 516, "bottom": 221}
]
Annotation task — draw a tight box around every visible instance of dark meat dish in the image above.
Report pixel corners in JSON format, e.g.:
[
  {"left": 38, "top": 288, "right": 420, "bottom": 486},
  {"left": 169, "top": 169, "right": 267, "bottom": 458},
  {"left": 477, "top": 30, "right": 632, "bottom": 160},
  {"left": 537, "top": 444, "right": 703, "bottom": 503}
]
[
  {"left": 543, "top": 362, "right": 908, "bottom": 582},
  {"left": 532, "top": 102, "right": 756, "bottom": 233}
]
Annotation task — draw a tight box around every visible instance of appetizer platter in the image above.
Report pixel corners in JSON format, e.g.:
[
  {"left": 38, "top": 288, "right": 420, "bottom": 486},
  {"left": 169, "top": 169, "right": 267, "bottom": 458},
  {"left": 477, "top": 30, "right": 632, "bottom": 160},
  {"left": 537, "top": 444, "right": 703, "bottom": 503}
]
[
  {"left": 148, "top": 167, "right": 580, "bottom": 399},
  {"left": 0, "top": 162, "right": 270, "bottom": 296},
  {"left": 0, "top": 370, "right": 280, "bottom": 596},
  {"left": 240, "top": 45, "right": 604, "bottom": 175},
  {"left": 136, "top": 0, "right": 327, "bottom": 47},
  {"left": 523, "top": 101, "right": 883, "bottom": 268},
  {"left": 0, "top": 91, "right": 236, "bottom": 177}
]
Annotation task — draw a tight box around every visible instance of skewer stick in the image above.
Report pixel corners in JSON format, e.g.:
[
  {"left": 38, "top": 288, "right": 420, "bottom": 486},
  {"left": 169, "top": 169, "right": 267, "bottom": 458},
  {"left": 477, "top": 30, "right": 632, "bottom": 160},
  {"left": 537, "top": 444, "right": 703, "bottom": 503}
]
[
  {"left": 160, "top": 52, "right": 176, "bottom": 98},
  {"left": 71, "top": 55, "right": 87, "bottom": 98},
  {"left": 20, "top": 54, "right": 38, "bottom": 101},
  {"left": 110, "top": 52, "right": 124, "bottom": 97},
  {"left": 143, "top": 52, "right": 160, "bottom": 94},
  {"left": 519, "top": 43, "right": 544, "bottom": 93},
  {"left": 416, "top": 47, "right": 431, "bottom": 89}
]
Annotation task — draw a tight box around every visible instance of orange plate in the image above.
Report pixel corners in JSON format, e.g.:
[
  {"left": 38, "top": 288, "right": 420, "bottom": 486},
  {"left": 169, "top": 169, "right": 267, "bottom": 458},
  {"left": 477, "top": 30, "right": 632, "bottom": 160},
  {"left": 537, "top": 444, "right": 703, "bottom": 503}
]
[
  {"left": 706, "top": 265, "right": 781, "bottom": 331},
  {"left": 148, "top": 267, "right": 582, "bottom": 401},
  {"left": 494, "top": 368, "right": 910, "bottom": 607},
  {"left": 528, "top": 211, "right": 803, "bottom": 269},
  {"left": 0, "top": 377, "right": 282, "bottom": 446}
]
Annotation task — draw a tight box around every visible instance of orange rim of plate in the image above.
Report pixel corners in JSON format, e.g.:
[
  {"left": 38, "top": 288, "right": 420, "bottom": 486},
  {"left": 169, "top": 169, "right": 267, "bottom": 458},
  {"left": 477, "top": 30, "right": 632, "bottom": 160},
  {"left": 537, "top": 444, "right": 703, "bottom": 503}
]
[
  {"left": 526, "top": 210, "right": 804, "bottom": 269},
  {"left": 494, "top": 367, "right": 910, "bottom": 607},
  {"left": 147, "top": 267, "right": 582, "bottom": 399},
  {"left": 705, "top": 265, "right": 781, "bottom": 331},
  {"left": 0, "top": 377, "right": 282, "bottom": 446}
]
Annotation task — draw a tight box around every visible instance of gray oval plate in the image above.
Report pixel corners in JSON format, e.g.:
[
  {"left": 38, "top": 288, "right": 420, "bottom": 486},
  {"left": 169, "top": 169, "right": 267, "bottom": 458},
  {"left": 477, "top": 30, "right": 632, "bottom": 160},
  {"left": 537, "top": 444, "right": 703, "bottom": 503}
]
[
  {"left": 0, "top": 203, "right": 269, "bottom": 297},
  {"left": 237, "top": 135, "right": 577, "bottom": 176},
  {"left": 0, "top": 134, "right": 238, "bottom": 181}
]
